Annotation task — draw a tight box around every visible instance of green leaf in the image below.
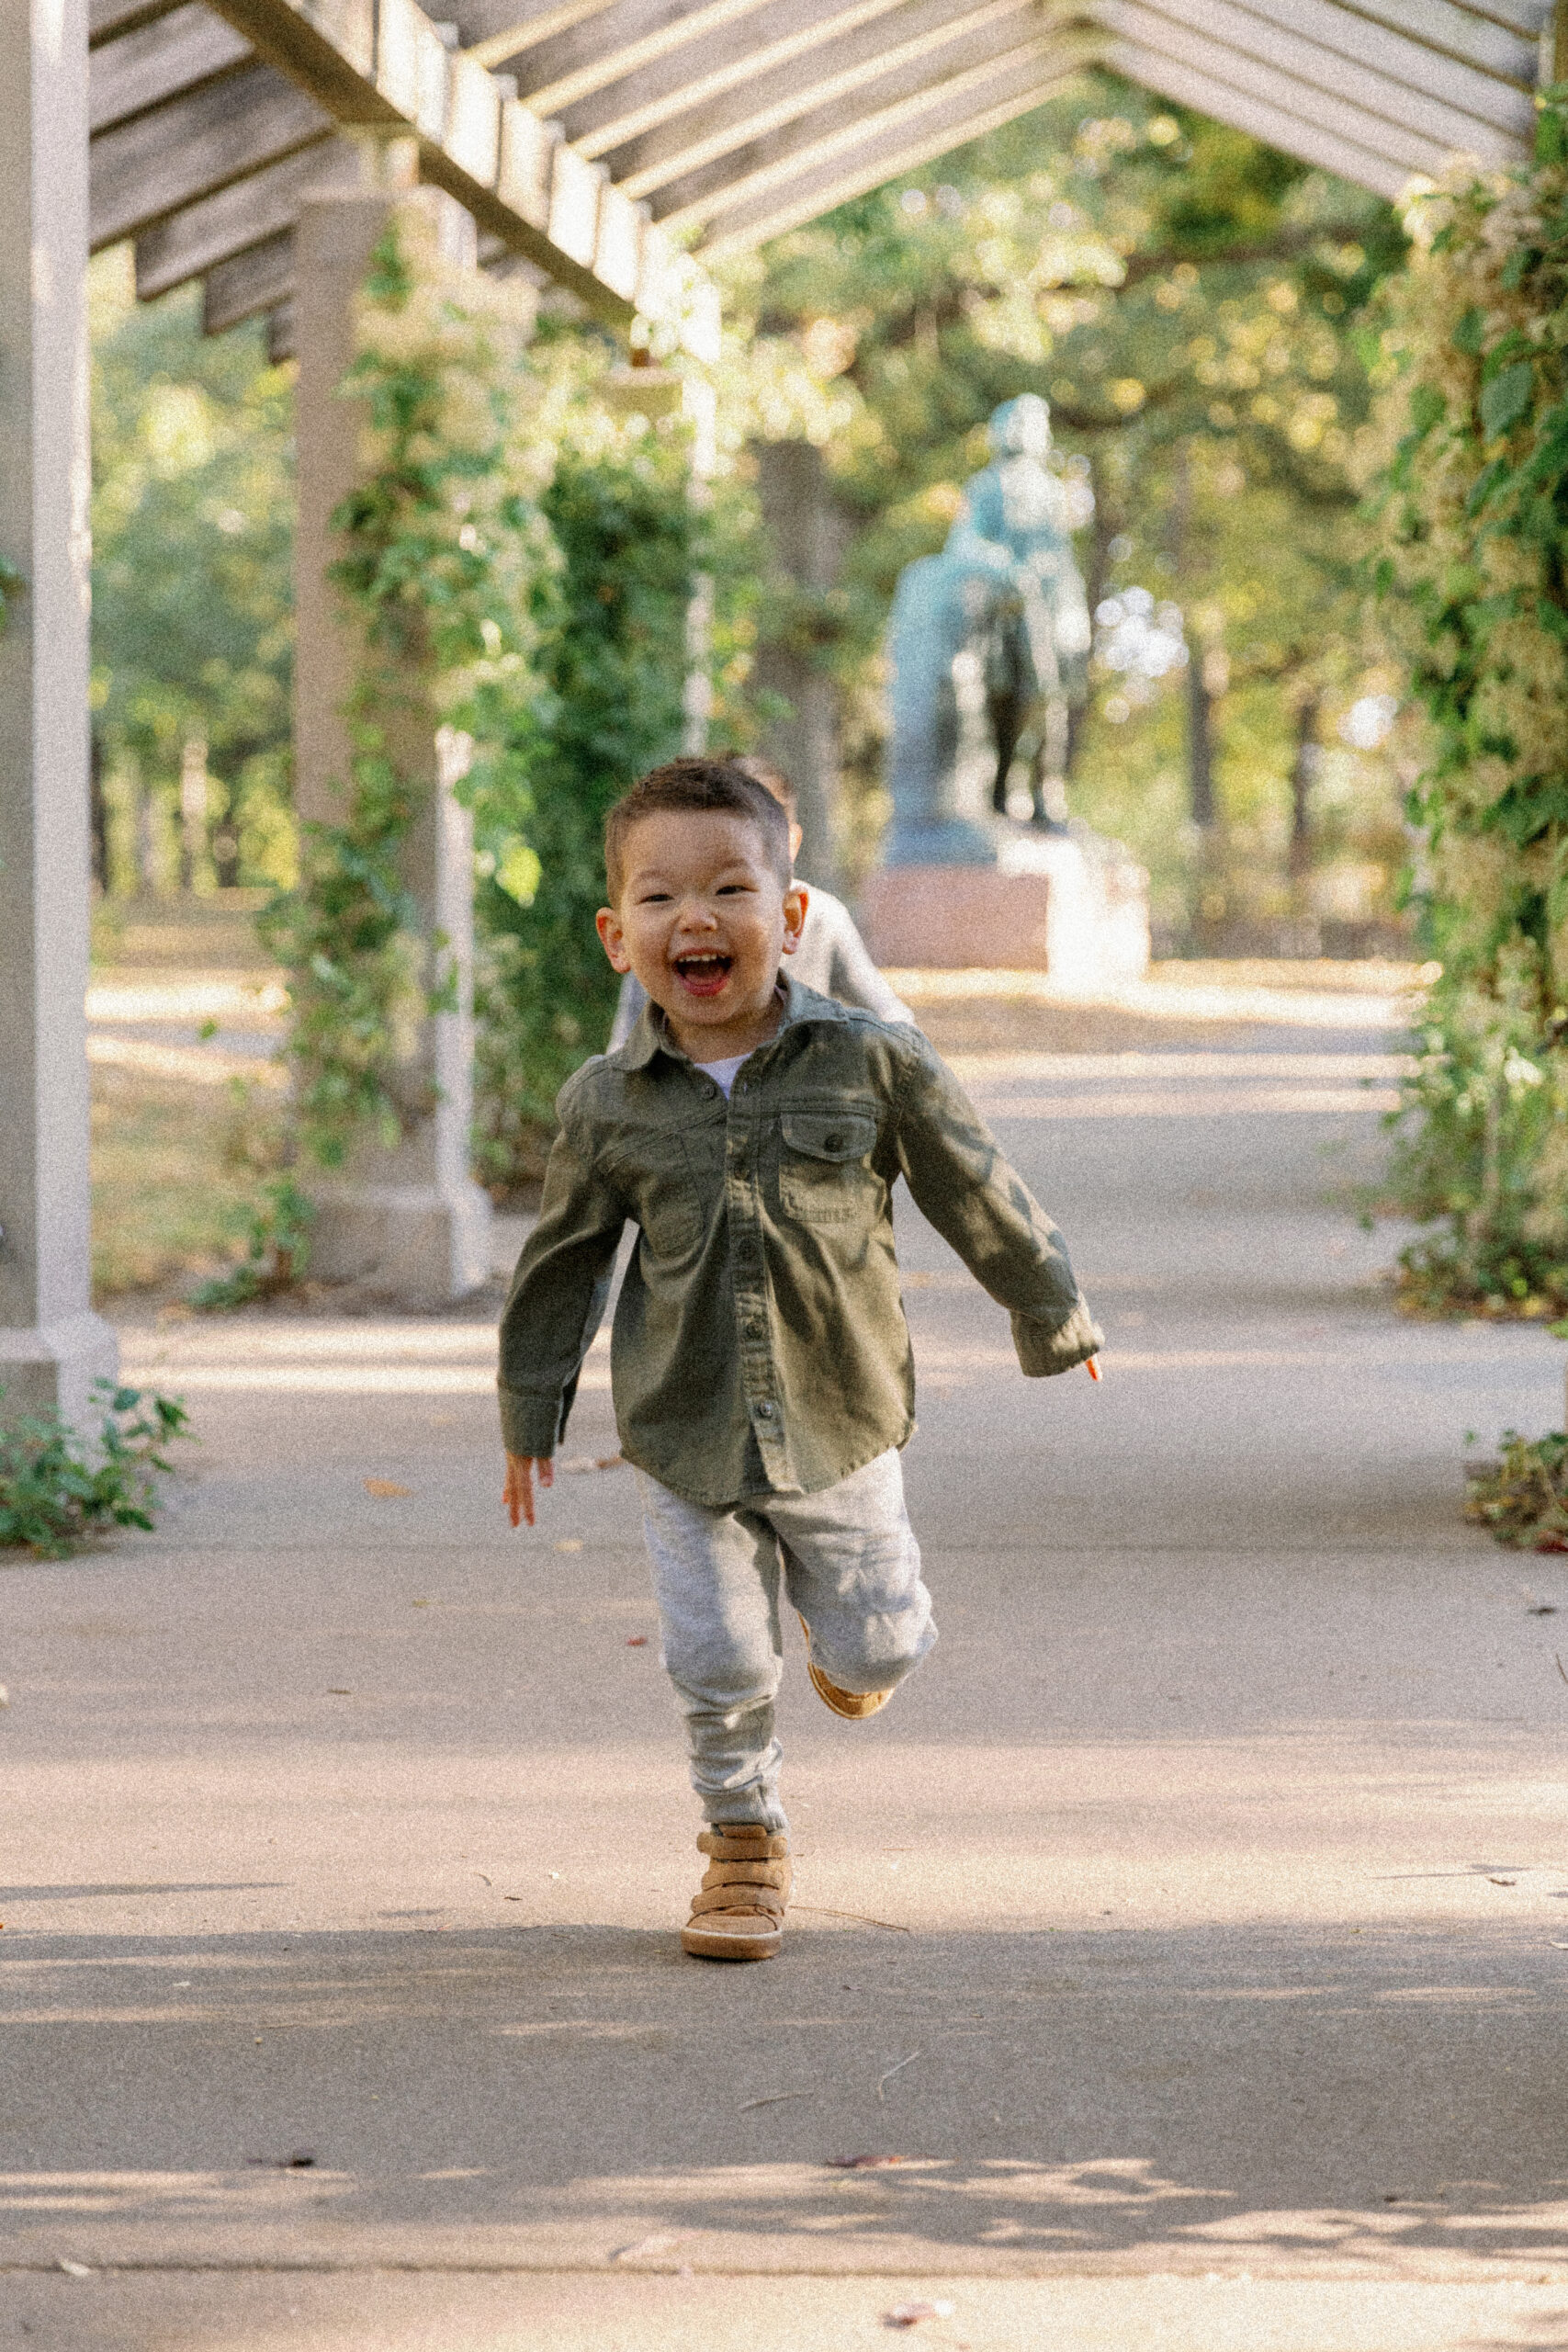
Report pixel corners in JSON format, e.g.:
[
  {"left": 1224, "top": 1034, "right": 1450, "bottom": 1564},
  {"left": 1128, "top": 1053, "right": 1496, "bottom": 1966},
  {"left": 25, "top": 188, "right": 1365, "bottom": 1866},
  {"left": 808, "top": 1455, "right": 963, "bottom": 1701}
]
[
  {"left": 1453, "top": 306, "right": 1487, "bottom": 356},
  {"left": 1481, "top": 362, "right": 1535, "bottom": 441}
]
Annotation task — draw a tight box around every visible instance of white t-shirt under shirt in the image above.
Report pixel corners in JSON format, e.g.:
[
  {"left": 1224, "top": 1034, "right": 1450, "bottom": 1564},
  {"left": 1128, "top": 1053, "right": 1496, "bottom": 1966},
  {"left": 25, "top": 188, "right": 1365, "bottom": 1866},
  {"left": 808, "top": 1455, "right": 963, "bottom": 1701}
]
[{"left": 693, "top": 1053, "right": 750, "bottom": 1099}]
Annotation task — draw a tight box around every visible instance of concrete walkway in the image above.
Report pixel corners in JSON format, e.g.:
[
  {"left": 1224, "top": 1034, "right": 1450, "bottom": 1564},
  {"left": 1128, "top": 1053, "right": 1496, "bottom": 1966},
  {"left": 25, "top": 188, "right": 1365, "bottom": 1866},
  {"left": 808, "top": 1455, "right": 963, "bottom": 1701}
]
[{"left": 8, "top": 978, "right": 1568, "bottom": 2350}]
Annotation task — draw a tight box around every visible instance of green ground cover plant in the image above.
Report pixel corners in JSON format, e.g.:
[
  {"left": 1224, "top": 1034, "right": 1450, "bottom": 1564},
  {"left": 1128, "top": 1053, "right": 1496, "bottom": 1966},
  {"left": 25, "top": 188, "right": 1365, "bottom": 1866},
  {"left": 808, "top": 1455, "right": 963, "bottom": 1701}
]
[
  {"left": 0, "top": 1385, "right": 190, "bottom": 1558},
  {"left": 1464, "top": 1430, "right": 1568, "bottom": 1550}
]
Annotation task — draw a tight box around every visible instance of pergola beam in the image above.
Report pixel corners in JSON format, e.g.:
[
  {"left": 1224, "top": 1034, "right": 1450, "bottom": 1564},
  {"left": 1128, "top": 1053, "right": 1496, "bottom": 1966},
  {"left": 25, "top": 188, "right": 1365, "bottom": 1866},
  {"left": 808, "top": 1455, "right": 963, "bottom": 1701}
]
[
  {"left": 133, "top": 133, "right": 349, "bottom": 295},
  {"left": 460, "top": 0, "right": 622, "bottom": 73},
  {"left": 494, "top": 0, "right": 773, "bottom": 107},
  {"left": 700, "top": 58, "right": 1082, "bottom": 251},
  {"left": 90, "top": 59, "right": 330, "bottom": 249},
  {"left": 1185, "top": 0, "right": 1539, "bottom": 126},
  {"left": 89, "top": 0, "right": 186, "bottom": 40},
  {"left": 1089, "top": 0, "right": 1529, "bottom": 163},
  {"left": 1100, "top": 33, "right": 1415, "bottom": 194},
  {"left": 1093, "top": 3, "right": 1461, "bottom": 174},
  {"left": 566, "top": 0, "right": 921, "bottom": 161},
  {"left": 654, "top": 17, "right": 1086, "bottom": 229},
  {"left": 89, "top": 3, "right": 252, "bottom": 133},
  {"left": 201, "top": 222, "right": 295, "bottom": 329},
  {"left": 610, "top": 0, "right": 1063, "bottom": 205}
]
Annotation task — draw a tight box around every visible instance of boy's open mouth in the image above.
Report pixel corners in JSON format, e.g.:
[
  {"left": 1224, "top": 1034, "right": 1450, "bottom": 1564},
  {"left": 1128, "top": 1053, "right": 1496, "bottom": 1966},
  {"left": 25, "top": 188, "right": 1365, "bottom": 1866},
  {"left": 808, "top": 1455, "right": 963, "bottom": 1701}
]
[{"left": 672, "top": 950, "right": 733, "bottom": 998}]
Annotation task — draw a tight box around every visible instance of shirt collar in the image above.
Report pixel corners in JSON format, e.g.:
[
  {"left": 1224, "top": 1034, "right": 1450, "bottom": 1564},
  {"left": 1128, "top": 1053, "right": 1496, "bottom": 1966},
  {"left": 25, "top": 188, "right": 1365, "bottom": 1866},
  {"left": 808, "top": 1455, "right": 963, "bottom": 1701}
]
[{"left": 609, "top": 974, "right": 849, "bottom": 1075}]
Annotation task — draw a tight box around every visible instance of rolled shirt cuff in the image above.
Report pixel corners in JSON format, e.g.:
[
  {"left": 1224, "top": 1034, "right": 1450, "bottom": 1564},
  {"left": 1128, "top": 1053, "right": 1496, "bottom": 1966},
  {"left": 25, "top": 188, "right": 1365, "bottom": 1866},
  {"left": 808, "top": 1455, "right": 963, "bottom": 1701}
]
[
  {"left": 499, "top": 1385, "right": 567, "bottom": 1458},
  {"left": 1010, "top": 1297, "right": 1103, "bottom": 1377}
]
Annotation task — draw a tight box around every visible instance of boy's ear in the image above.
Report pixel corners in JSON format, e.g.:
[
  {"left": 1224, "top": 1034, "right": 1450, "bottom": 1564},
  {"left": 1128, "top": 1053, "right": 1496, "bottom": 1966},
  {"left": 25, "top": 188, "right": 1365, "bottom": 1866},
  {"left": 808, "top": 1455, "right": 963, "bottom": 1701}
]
[
  {"left": 596, "top": 906, "right": 632, "bottom": 973},
  {"left": 781, "top": 882, "right": 808, "bottom": 956}
]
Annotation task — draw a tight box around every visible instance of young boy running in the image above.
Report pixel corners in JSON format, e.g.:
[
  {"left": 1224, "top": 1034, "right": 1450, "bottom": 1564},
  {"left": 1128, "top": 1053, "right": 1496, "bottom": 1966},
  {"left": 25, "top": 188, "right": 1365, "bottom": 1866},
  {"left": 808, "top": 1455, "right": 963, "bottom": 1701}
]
[{"left": 499, "top": 758, "right": 1100, "bottom": 1962}]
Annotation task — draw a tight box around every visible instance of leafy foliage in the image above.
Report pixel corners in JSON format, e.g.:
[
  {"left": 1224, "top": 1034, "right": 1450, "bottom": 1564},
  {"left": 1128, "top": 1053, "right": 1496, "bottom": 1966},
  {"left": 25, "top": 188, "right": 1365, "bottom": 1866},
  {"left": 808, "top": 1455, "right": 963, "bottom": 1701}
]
[
  {"left": 0, "top": 1385, "right": 190, "bottom": 1558},
  {"left": 1365, "top": 96, "right": 1568, "bottom": 1312},
  {"left": 472, "top": 447, "right": 760, "bottom": 1183},
  {"left": 1464, "top": 1429, "right": 1568, "bottom": 1548},
  {"left": 472, "top": 451, "right": 693, "bottom": 1177}
]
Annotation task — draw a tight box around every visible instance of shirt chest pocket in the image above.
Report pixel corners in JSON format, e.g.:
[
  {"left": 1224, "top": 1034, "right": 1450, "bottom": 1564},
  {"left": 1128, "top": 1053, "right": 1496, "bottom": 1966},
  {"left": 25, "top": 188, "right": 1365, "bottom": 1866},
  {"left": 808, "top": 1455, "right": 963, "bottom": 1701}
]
[{"left": 778, "top": 1110, "right": 880, "bottom": 1225}]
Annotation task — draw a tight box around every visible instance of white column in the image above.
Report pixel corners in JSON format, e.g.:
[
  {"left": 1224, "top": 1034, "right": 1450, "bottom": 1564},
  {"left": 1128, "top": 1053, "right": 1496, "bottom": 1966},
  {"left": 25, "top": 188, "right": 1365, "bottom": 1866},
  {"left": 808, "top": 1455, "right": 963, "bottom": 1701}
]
[
  {"left": 292, "top": 157, "right": 491, "bottom": 1303},
  {"left": 0, "top": 0, "right": 118, "bottom": 1427}
]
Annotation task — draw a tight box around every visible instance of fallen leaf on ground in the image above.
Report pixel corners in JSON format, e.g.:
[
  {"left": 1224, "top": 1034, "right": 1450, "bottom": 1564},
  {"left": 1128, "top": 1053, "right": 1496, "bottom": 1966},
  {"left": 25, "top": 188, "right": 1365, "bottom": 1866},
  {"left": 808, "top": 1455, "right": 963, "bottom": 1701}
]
[
  {"left": 885, "top": 2301, "right": 955, "bottom": 2327},
  {"left": 555, "top": 1539, "right": 584, "bottom": 1553},
  {"left": 364, "top": 1478, "right": 412, "bottom": 1498},
  {"left": 1539, "top": 1536, "right": 1568, "bottom": 1553},
  {"left": 826, "top": 2154, "right": 920, "bottom": 2170},
  {"left": 613, "top": 2231, "right": 688, "bottom": 2263},
  {"left": 1488, "top": 1877, "right": 1517, "bottom": 1886},
  {"left": 245, "top": 2153, "right": 315, "bottom": 2169},
  {"left": 626, "top": 1634, "right": 649, "bottom": 1646},
  {"left": 57, "top": 2258, "right": 93, "bottom": 2279},
  {"left": 326, "top": 1688, "right": 352, "bottom": 1696}
]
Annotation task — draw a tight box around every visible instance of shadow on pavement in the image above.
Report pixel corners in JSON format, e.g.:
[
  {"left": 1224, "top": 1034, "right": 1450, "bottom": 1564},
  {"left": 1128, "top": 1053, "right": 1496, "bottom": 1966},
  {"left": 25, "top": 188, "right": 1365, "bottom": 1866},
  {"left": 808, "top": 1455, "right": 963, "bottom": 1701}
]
[{"left": 5, "top": 1922, "right": 1568, "bottom": 2279}]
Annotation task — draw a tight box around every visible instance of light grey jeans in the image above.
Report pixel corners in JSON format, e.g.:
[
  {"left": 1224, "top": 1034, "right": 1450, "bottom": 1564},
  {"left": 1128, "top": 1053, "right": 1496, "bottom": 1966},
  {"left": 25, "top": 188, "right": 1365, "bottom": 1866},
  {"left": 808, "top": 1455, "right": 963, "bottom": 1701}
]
[{"left": 636, "top": 1448, "right": 937, "bottom": 1834}]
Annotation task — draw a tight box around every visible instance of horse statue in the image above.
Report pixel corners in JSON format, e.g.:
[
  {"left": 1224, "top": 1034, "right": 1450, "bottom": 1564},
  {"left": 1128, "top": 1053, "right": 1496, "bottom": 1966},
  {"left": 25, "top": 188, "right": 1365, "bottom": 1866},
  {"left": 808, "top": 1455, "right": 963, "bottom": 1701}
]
[{"left": 883, "top": 395, "right": 1092, "bottom": 865}]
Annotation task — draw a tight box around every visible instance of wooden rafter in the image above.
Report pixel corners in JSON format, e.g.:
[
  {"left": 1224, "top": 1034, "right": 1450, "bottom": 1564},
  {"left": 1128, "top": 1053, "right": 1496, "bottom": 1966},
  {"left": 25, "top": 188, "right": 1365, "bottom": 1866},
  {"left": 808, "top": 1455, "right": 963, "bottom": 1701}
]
[
  {"left": 703, "top": 58, "right": 1084, "bottom": 251},
  {"left": 655, "top": 18, "right": 1089, "bottom": 230},
  {"left": 610, "top": 0, "right": 1064, "bottom": 205}
]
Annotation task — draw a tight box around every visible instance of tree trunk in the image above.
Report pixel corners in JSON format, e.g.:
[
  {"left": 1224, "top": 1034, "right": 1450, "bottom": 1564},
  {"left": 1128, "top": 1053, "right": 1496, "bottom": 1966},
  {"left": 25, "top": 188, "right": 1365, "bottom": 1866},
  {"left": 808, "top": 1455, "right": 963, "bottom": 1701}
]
[
  {"left": 88, "top": 728, "right": 107, "bottom": 892},
  {"left": 1186, "top": 656, "right": 1216, "bottom": 831},
  {"left": 1290, "top": 692, "right": 1321, "bottom": 879}
]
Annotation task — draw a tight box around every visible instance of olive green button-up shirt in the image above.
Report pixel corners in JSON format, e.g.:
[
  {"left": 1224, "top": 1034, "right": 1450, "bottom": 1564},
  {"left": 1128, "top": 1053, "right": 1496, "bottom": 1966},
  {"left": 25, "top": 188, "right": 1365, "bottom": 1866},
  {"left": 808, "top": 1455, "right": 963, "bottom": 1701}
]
[{"left": 498, "top": 978, "right": 1101, "bottom": 1508}]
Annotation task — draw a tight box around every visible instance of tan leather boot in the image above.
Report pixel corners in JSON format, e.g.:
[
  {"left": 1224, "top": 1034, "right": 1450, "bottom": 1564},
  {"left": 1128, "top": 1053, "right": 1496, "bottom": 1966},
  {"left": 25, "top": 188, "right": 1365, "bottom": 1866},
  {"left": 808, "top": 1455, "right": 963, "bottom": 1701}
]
[
  {"left": 682, "top": 1825, "right": 791, "bottom": 1961},
  {"left": 798, "top": 1612, "right": 894, "bottom": 1720}
]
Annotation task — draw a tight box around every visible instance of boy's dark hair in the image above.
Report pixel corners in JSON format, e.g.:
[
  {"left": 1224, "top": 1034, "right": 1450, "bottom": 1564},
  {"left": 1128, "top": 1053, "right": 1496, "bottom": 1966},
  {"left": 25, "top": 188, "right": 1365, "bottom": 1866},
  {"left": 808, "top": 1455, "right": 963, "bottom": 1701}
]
[{"left": 604, "top": 758, "right": 793, "bottom": 903}]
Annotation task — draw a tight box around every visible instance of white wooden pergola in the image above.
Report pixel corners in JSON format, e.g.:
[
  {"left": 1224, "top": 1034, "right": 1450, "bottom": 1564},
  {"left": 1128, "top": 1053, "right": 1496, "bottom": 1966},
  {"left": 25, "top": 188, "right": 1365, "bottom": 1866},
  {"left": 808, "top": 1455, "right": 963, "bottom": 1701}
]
[
  {"left": 1, "top": 0, "right": 1557, "bottom": 1416},
  {"left": 85, "top": 0, "right": 1548, "bottom": 357}
]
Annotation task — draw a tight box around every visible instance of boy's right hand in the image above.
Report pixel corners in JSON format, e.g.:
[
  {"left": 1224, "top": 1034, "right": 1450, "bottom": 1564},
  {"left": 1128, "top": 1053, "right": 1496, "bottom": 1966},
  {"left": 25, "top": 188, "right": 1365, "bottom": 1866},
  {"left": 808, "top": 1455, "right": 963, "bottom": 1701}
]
[{"left": 504, "top": 1453, "right": 554, "bottom": 1528}]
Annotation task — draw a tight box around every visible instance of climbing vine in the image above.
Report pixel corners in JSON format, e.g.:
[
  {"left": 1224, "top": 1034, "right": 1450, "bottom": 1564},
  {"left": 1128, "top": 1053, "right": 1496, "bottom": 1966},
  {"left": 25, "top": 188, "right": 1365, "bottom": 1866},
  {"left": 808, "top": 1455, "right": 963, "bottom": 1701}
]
[
  {"left": 1366, "top": 94, "right": 1568, "bottom": 1314},
  {"left": 258, "top": 199, "right": 561, "bottom": 1173}
]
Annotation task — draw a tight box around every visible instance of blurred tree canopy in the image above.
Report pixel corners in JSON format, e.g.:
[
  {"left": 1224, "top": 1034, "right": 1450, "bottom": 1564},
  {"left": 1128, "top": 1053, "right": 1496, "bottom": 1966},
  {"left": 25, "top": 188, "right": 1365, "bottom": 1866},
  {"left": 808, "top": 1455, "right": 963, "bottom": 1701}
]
[
  {"left": 90, "top": 253, "right": 296, "bottom": 892},
  {"left": 718, "top": 74, "right": 1412, "bottom": 945}
]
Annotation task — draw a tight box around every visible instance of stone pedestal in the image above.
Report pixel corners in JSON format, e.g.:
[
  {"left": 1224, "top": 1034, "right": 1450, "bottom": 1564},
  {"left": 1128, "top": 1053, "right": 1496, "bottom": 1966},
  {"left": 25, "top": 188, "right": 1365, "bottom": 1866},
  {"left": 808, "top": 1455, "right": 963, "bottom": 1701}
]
[
  {"left": 859, "top": 830, "right": 1149, "bottom": 985},
  {"left": 293, "top": 164, "right": 491, "bottom": 1303},
  {"left": 0, "top": 0, "right": 118, "bottom": 1428}
]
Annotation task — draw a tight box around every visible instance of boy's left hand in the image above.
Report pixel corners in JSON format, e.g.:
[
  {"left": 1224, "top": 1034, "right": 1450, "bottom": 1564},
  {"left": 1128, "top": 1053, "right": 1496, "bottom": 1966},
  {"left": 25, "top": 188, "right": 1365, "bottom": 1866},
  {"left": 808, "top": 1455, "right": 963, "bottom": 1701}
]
[{"left": 504, "top": 1452, "right": 554, "bottom": 1528}]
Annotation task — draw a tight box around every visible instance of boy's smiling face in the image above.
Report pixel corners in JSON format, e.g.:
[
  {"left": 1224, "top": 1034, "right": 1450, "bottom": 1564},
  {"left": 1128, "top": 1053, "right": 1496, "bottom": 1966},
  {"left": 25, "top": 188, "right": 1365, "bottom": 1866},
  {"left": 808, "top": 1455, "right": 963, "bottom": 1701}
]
[{"left": 597, "top": 808, "right": 807, "bottom": 1063}]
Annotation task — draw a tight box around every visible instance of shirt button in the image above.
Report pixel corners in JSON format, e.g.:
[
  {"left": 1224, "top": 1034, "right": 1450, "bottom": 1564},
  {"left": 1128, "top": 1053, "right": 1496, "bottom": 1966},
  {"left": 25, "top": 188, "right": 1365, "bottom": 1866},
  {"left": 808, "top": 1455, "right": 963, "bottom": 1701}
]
[
  {"left": 746, "top": 1320, "right": 764, "bottom": 1339},
  {"left": 755, "top": 1401, "right": 775, "bottom": 1420}
]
